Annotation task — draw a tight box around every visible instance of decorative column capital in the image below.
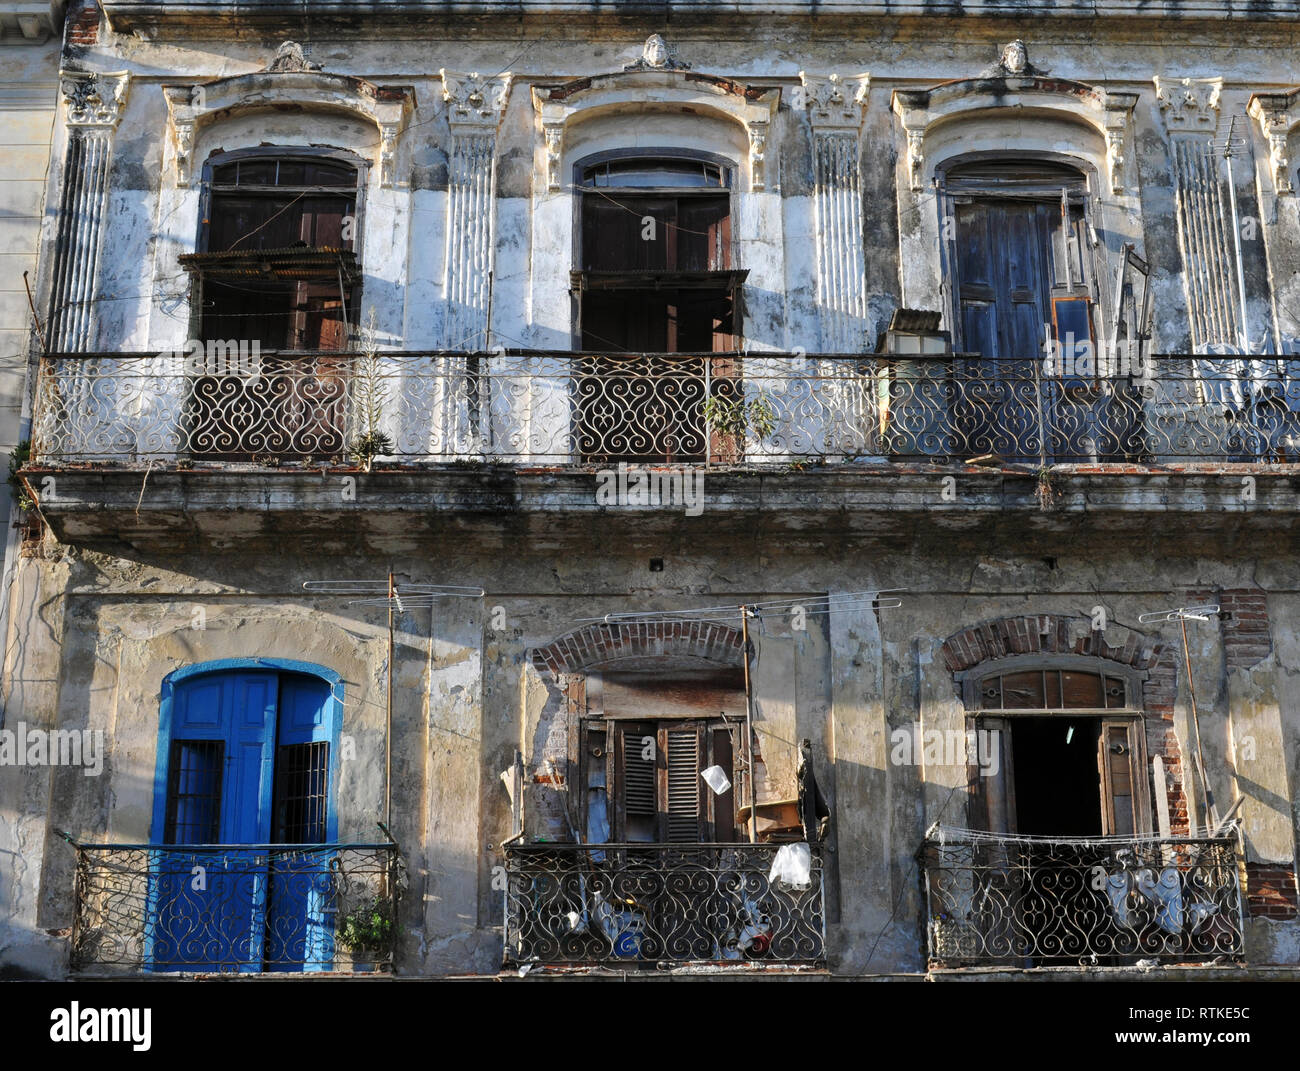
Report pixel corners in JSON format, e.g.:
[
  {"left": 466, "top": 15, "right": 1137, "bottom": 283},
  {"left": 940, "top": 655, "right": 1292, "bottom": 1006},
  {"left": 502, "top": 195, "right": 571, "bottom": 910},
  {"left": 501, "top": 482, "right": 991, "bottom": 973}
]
[
  {"left": 797, "top": 72, "right": 870, "bottom": 132},
  {"left": 60, "top": 71, "right": 130, "bottom": 129},
  {"left": 440, "top": 70, "right": 513, "bottom": 135},
  {"left": 1154, "top": 76, "right": 1222, "bottom": 133},
  {"left": 1248, "top": 91, "right": 1297, "bottom": 195}
]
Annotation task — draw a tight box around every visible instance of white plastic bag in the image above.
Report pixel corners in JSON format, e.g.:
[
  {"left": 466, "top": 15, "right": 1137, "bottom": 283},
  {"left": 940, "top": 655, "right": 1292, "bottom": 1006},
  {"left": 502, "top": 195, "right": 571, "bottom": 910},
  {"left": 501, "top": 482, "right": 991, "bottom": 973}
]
[
  {"left": 769, "top": 842, "right": 812, "bottom": 890},
  {"left": 700, "top": 765, "right": 732, "bottom": 795}
]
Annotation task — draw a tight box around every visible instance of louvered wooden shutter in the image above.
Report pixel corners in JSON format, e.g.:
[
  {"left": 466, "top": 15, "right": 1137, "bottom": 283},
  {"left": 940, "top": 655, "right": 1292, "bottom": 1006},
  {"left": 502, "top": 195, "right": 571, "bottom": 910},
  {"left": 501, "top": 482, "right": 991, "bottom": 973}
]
[
  {"left": 663, "top": 726, "right": 704, "bottom": 842},
  {"left": 616, "top": 722, "right": 658, "bottom": 842}
]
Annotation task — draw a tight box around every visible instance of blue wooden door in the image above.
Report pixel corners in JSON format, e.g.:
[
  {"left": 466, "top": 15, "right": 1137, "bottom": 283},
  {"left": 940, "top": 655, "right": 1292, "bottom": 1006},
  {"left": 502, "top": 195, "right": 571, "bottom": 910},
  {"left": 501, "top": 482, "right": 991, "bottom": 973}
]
[
  {"left": 147, "top": 667, "right": 334, "bottom": 972},
  {"left": 264, "top": 673, "right": 335, "bottom": 972}
]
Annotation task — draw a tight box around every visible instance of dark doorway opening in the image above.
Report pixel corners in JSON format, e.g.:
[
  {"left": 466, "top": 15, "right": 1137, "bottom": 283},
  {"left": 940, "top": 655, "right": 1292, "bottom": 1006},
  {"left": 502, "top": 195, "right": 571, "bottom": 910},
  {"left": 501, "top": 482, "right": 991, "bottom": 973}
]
[{"left": 1010, "top": 716, "right": 1102, "bottom": 836}]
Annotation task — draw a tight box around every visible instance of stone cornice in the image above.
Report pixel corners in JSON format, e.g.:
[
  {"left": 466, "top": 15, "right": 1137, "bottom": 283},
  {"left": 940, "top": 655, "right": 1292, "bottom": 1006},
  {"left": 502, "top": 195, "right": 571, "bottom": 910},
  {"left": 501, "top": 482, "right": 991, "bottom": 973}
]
[{"left": 98, "top": 0, "right": 1300, "bottom": 39}]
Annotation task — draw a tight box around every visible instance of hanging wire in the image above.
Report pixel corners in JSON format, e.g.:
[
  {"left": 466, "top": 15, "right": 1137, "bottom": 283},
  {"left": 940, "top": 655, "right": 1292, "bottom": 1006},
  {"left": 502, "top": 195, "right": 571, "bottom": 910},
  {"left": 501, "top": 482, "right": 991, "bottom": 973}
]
[
  {"left": 302, "top": 580, "right": 484, "bottom": 609},
  {"left": 575, "top": 589, "right": 905, "bottom": 626}
]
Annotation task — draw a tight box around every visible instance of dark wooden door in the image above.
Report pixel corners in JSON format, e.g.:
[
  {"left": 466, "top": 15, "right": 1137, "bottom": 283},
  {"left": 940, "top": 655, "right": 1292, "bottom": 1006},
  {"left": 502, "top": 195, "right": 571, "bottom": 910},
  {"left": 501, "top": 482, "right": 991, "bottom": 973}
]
[{"left": 954, "top": 200, "right": 1055, "bottom": 461}]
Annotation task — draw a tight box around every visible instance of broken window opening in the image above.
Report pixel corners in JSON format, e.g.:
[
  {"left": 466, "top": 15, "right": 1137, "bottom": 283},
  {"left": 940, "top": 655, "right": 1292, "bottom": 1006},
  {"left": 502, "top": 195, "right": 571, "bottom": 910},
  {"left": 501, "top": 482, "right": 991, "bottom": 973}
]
[
  {"left": 573, "top": 154, "right": 747, "bottom": 463},
  {"left": 179, "top": 151, "right": 365, "bottom": 461}
]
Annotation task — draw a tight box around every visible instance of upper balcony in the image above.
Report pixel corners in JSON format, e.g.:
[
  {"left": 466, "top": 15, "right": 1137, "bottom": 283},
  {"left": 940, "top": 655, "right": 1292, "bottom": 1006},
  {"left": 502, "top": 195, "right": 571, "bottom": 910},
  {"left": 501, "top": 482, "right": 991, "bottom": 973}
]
[{"left": 24, "top": 350, "right": 1300, "bottom": 551}]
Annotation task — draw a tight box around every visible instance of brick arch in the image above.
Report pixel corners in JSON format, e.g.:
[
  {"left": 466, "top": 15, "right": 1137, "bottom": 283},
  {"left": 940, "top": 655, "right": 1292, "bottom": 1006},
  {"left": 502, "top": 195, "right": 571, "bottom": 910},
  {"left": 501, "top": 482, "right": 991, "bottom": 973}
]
[
  {"left": 530, "top": 620, "right": 744, "bottom": 677},
  {"left": 940, "top": 613, "right": 1189, "bottom": 837}
]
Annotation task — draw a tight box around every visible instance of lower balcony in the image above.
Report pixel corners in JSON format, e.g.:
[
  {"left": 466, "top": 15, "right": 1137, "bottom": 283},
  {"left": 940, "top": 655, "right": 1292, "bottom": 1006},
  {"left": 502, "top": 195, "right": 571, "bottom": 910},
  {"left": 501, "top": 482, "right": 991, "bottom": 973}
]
[
  {"left": 503, "top": 842, "right": 826, "bottom": 970},
  {"left": 62, "top": 835, "right": 402, "bottom": 975},
  {"left": 920, "top": 827, "right": 1245, "bottom": 969}
]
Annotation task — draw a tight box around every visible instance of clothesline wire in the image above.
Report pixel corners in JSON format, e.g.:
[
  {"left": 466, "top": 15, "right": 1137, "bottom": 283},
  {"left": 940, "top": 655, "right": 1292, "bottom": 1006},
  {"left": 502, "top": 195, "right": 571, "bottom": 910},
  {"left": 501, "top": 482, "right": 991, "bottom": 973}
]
[{"left": 929, "top": 822, "right": 1240, "bottom": 845}]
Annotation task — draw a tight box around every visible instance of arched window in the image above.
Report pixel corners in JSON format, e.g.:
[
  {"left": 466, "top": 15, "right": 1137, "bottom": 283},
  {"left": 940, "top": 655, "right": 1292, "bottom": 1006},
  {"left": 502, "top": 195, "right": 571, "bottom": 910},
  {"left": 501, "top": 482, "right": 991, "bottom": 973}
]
[
  {"left": 575, "top": 152, "right": 738, "bottom": 352},
  {"left": 938, "top": 157, "right": 1125, "bottom": 463},
  {"left": 573, "top": 152, "right": 746, "bottom": 463},
  {"left": 184, "top": 149, "right": 364, "bottom": 351},
  {"left": 148, "top": 661, "right": 342, "bottom": 972},
  {"left": 956, "top": 655, "right": 1150, "bottom": 837}
]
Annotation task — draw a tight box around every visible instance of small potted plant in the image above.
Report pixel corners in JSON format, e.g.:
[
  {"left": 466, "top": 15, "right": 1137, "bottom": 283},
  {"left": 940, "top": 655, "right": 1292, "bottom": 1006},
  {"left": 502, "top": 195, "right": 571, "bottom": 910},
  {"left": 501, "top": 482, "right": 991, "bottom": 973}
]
[{"left": 337, "top": 896, "right": 394, "bottom": 971}]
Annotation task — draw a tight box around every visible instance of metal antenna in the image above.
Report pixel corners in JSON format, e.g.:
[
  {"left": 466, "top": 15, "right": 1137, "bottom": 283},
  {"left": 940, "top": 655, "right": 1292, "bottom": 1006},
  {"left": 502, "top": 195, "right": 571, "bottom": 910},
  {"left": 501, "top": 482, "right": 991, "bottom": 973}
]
[{"left": 1138, "top": 604, "right": 1221, "bottom": 829}]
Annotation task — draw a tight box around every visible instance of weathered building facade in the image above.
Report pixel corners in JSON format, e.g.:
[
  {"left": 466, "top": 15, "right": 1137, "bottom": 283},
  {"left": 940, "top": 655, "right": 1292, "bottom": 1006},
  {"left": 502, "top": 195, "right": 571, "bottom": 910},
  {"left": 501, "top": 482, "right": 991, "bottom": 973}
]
[{"left": 1, "top": 0, "right": 1299, "bottom": 978}]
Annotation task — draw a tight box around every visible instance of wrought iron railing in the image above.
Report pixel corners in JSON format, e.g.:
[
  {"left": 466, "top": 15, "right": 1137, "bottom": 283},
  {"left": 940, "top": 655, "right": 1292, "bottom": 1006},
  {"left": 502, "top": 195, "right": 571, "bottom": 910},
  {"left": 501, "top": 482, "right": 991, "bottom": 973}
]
[
  {"left": 503, "top": 842, "right": 826, "bottom": 968},
  {"left": 30, "top": 351, "right": 1300, "bottom": 466},
  {"left": 62, "top": 836, "right": 402, "bottom": 974},
  {"left": 920, "top": 827, "right": 1245, "bottom": 967}
]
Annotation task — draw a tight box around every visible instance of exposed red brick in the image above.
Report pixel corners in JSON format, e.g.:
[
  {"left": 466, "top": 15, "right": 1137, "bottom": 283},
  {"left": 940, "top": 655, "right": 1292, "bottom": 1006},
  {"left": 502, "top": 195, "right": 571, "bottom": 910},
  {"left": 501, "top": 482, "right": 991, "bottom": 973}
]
[
  {"left": 67, "top": 2, "right": 100, "bottom": 46},
  {"left": 1245, "top": 863, "right": 1298, "bottom": 919}
]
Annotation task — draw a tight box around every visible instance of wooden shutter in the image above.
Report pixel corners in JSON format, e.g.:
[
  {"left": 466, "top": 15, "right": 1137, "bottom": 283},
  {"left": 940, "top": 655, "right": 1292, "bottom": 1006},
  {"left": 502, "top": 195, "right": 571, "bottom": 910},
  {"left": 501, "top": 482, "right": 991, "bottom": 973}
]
[
  {"left": 1099, "top": 719, "right": 1142, "bottom": 836},
  {"left": 609, "top": 719, "right": 730, "bottom": 842},
  {"left": 711, "top": 725, "right": 735, "bottom": 841},
  {"left": 615, "top": 721, "right": 658, "bottom": 842},
  {"left": 663, "top": 724, "right": 704, "bottom": 842}
]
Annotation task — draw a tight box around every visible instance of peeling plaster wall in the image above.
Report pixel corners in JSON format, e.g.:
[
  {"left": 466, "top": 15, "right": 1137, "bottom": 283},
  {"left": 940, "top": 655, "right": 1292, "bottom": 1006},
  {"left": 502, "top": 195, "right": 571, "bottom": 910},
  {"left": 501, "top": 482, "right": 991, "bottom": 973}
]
[
  {"left": 6, "top": 4, "right": 1300, "bottom": 979},
  {"left": 2, "top": 533, "right": 1298, "bottom": 975}
]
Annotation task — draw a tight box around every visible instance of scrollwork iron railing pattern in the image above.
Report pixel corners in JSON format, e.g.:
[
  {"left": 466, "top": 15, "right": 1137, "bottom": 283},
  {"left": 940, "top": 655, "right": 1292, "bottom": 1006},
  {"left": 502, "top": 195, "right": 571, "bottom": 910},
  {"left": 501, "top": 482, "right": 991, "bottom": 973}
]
[
  {"left": 503, "top": 843, "right": 826, "bottom": 967},
  {"left": 920, "top": 828, "right": 1244, "bottom": 967},
  {"left": 67, "top": 842, "right": 401, "bottom": 973},
  {"left": 31, "top": 351, "right": 1300, "bottom": 465}
]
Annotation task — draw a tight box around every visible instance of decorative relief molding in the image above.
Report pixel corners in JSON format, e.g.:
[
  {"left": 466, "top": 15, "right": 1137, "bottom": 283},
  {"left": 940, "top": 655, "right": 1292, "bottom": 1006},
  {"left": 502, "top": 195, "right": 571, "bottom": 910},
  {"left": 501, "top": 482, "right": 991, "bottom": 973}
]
[
  {"left": 1155, "top": 75, "right": 1222, "bottom": 133},
  {"left": 440, "top": 69, "right": 513, "bottom": 133},
  {"left": 60, "top": 70, "right": 129, "bottom": 128},
  {"left": 162, "top": 71, "right": 414, "bottom": 186},
  {"left": 532, "top": 68, "right": 779, "bottom": 193},
  {"left": 798, "top": 72, "right": 870, "bottom": 131},
  {"left": 893, "top": 76, "right": 1136, "bottom": 196},
  {"left": 1096, "top": 89, "right": 1139, "bottom": 196},
  {"left": 1248, "top": 90, "right": 1297, "bottom": 195}
]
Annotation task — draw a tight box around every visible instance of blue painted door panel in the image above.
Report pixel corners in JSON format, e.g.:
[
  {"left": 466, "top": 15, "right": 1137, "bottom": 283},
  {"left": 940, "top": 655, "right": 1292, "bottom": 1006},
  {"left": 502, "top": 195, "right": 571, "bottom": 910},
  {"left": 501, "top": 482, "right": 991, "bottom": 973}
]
[
  {"left": 148, "top": 668, "right": 333, "bottom": 972},
  {"left": 266, "top": 673, "right": 334, "bottom": 972}
]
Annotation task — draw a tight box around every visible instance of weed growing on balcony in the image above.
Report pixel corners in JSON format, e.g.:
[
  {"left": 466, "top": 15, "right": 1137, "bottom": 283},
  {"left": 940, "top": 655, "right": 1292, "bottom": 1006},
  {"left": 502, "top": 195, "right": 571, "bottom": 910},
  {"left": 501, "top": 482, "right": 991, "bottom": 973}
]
[
  {"left": 6, "top": 440, "right": 33, "bottom": 512},
  {"left": 337, "top": 895, "right": 394, "bottom": 955},
  {"left": 703, "top": 391, "right": 777, "bottom": 445},
  {"left": 350, "top": 310, "right": 394, "bottom": 471}
]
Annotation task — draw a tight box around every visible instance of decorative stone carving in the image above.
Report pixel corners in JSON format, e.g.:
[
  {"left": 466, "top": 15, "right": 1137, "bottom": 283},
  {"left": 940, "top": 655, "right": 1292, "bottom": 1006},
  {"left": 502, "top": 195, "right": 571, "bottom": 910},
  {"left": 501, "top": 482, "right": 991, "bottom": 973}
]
[
  {"left": 894, "top": 78, "right": 1137, "bottom": 196},
  {"left": 1248, "top": 91, "right": 1296, "bottom": 195},
  {"left": 1155, "top": 76, "right": 1242, "bottom": 348},
  {"left": 798, "top": 72, "right": 870, "bottom": 131},
  {"left": 1095, "top": 89, "right": 1140, "bottom": 196},
  {"left": 60, "top": 71, "right": 130, "bottom": 128},
  {"left": 748, "top": 121, "right": 770, "bottom": 192},
  {"left": 52, "top": 71, "right": 132, "bottom": 351},
  {"left": 163, "top": 72, "right": 414, "bottom": 186},
  {"left": 533, "top": 69, "right": 779, "bottom": 194},
  {"left": 1155, "top": 76, "right": 1222, "bottom": 132},
  {"left": 265, "top": 41, "right": 321, "bottom": 73},
  {"left": 978, "top": 39, "right": 1049, "bottom": 78},
  {"left": 624, "top": 34, "right": 690, "bottom": 72},
  {"left": 543, "top": 121, "right": 564, "bottom": 192},
  {"left": 905, "top": 128, "right": 926, "bottom": 191},
  {"left": 440, "top": 70, "right": 513, "bottom": 132}
]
